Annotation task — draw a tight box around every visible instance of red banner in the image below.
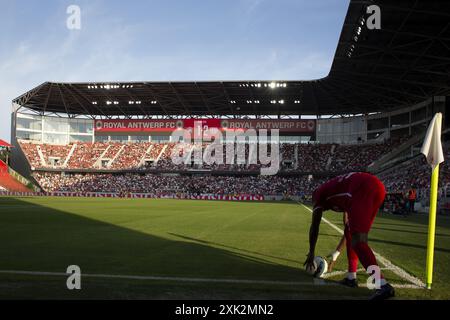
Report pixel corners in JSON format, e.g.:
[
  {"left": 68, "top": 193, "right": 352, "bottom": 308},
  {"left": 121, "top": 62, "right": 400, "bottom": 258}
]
[
  {"left": 222, "top": 119, "right": 315, "bottom": 132},
  {"left": 94, "top": 119, "right": 315, "bottom": 133},
  {"left": 95, "top": 119, "right": 181, "bottom": 132},
  {"left": 188, "top": 195, "right": 264, "bottom": 201}
]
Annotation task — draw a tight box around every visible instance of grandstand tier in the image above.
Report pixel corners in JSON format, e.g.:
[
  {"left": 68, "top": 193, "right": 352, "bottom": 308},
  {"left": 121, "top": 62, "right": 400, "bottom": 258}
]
[{"left": 17, "top": 138, "right": 407, "bottom": 173}]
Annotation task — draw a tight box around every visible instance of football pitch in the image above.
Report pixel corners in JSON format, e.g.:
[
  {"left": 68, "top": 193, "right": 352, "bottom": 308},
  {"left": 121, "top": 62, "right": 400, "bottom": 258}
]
[{"left": 0, "top": 196, "right": 449, "bottom": 300}]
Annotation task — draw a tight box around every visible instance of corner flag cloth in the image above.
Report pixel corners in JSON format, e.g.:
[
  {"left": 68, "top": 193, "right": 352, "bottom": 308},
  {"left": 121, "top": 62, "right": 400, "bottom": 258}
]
[
  {"left": 421, "top": 113, "right": 444, "bottom": 168},
  {"left": 421, "top": 112, "right": 444, "bottom": 289}
]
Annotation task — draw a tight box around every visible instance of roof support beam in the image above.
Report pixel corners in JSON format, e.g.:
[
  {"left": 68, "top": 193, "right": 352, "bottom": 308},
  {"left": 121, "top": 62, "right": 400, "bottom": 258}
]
[
  {"left": 43, "top": 83, "right": 52, "bottom": 115},
  {"left": 57, "top": 84, "right": 71, "bottom": 118},
  {"left": 68, "top": 84, "right": 110, "bottom": 118},
  {"left": 399, "top": 22, "right": 450, "bottom": 80},
  {"left": 143, "top": 83, "right": 173, "bottom": 117},
  {"left": 169, "top": 83, "right": 190, "bottom": 115},
  {"left": 194, "top": 83, "right": 214, "bottom": 115}
]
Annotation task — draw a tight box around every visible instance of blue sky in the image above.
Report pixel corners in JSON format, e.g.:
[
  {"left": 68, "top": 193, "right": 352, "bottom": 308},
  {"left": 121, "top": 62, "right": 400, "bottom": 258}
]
[{"left": 0, "top": 0, "right": 349, "bottom": 140}]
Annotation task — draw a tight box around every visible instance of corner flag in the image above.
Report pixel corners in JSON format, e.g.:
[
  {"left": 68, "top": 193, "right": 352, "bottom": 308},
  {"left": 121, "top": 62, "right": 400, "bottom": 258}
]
[
  {"left": 420, "top": 113, "right": 444, "bottom": 289},
  {"left": 421, "top": 113, "right": 444, "bottom": 168}
]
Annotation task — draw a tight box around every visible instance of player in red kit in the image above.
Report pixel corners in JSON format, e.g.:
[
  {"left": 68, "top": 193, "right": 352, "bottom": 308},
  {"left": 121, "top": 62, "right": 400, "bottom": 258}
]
[{"left": 304, "top": 172, "right": 395, "bottom": 300}]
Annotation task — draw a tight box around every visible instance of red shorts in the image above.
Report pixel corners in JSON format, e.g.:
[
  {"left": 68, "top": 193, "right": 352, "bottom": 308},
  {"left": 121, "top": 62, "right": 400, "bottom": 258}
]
[{"left": 347, "top": 175, "right": 386, "bottom": 234}]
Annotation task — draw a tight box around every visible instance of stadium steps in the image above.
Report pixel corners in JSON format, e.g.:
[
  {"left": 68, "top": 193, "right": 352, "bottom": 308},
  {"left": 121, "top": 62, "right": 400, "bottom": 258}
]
[
  {"left": 108, "top": 145, "right": 126, "bottom": 168},
  {"left": 368, "top": 133, "right": 426, "bottom": 173},
  {"left": 139, "top": 144, "right": 154, "bottom": 166},
  {"left": 155, "top": 145, "right": 168, "bottom": 164},
  {"left": 36, "top": 145, "right": 47, "bottom": 167},
  {"left": 63, "top": 144, "right": 77, "bottom": 167},
  {"left": 0, "top": 161, "right": 32, "bottom": 192},
  {"left": 325, "top": 145, "right": 335, "bottom": 171},
  {"left": 94, "top": 145, "right": 112, "bottom": 168}
]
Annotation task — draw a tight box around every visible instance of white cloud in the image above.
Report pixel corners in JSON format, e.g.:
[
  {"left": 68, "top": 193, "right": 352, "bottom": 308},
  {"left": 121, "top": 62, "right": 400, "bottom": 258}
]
[{"left": 243, "top": 0, "right": 266, "bottom": 14}]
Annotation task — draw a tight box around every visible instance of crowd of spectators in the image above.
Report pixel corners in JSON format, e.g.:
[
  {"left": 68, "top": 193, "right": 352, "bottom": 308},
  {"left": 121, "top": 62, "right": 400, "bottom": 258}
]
[
  {"left": 297, "top": 144, "right": 332, "bottom": 172},
  {"left": 20, "top": 142, "right": 43, "bottom": 168},
  {"left": 66, "top": 142, "right": 108, "bottom": 169},
  {"left": 329, "top": 137, "right": 409, "bottom": 172},
  {"left": 379, "top": 141, "right": 450, "bottom": 195},
  {"left": 34, "top": 172, "right": 324, "bottom": 196},
  {"left": 20, "top": 139, "right": 405, "bottom": 173},
  {"left": 110, "top": 142, "right": 151, "bottom": 169}
]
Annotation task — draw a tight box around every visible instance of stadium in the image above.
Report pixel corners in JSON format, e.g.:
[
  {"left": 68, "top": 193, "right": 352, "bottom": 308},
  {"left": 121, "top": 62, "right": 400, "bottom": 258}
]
[{"left": 1, "top": 0, "right": 450, "bottom": 301}]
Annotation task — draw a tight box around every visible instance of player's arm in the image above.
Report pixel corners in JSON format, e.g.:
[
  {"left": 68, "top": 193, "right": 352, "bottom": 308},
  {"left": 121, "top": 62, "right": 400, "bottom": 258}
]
[
  {"left": 304, "top": 206, "right": 323, "bottom": 268},
  {"left": 328, "top": 235, "right": 345, "bottom": 272},
  {"left": 336, "top": 234, "right": 347, "bottom": 252},
  {"left": 327, "top": 212, "right": 348, "bottom": 271}
]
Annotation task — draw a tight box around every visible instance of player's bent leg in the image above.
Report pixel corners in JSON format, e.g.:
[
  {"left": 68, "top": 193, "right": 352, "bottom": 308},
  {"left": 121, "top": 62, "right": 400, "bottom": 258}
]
[
  {"left": 351, "top": 233, "right": 379, "bottom": 273},
  {"left": 340, "top": 224, "right": 359, "bottom": 288},
  {"left": 351, "top": 233, "right": 395, "bottom": 300}
]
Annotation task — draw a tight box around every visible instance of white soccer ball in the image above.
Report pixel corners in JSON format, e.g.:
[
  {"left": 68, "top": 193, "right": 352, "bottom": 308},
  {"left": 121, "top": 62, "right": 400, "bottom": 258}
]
[{"left": 313, "top": 256, "right": 328, "bottom": 278}]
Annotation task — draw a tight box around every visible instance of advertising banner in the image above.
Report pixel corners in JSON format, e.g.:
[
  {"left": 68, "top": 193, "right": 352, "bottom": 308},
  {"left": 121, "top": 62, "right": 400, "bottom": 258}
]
[
  {"left": 94, "top": 119, "right": 316, "bottom": 134},
  {"left": 0, "top": 192, "right": 266, "bottom": 201}
]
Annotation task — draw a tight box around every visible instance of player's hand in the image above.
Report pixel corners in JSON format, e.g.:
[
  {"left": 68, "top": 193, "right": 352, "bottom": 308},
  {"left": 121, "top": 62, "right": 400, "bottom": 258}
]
[
  {"left": 326, "top": 251, "right": 340, "bottom": 272},
  {"left": 303, "top": 252, "right": 315, "bottom": 270},
  {"left": 327, "top": 259, "right": 337, "bottom": 272}
]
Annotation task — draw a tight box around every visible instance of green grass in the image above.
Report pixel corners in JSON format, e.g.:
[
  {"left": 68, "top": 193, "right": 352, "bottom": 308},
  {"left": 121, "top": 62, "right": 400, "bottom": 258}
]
[
  {"left": 0, "top": 196, "right": 449, "bottom": 299},
  {"left": 323, "top": 211, "right": 450, "bottom": 299}
]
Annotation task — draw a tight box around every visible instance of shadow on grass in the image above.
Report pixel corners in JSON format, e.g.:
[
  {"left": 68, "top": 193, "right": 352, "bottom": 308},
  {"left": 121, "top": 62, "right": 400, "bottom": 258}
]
[
  {"left": 370, "top": 226, "right": 450, "bottom": 238},
  {"left": 168, "top": 233, "right": 300, "bottom": 264},
  {"left": 0, "top": 197, "right": 306, "bottom": 279},
  {"left": 0, "top": 197, "right": 356, "bottom": 299},
  {"left": 377, "top": 213, "right": 450, "bottom": 229},
  {"left": 370, "top": 238, "right": 450, "bottom": 254}
]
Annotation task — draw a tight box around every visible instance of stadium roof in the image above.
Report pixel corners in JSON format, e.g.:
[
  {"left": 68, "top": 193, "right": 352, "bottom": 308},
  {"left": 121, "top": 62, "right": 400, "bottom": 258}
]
[{"left": 13, "top": 0, "right": 450, "bottom": 119}]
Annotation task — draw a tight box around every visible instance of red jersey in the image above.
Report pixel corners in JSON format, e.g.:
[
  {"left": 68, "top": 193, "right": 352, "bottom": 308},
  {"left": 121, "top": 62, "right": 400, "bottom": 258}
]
[{"left": 312, "top": 172, "right": 383, "bottom": 213}]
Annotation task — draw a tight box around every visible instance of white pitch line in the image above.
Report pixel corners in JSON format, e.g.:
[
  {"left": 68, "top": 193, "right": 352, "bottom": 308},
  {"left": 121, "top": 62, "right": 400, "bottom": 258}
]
[
  {"left": 299, "top": 203, "right": 426, "bottom": 289},
  {"left": 358, "top": 283, "right": 422, "bottom": 289},
  {"left": 0, "top": 270, "right": 423, "bottom": 289},
  {"left": 0, "top": 270, "right": 304, "bottom": 286},
  {"left": 322, "top": 268, "right": 391, "bottom": 279}
]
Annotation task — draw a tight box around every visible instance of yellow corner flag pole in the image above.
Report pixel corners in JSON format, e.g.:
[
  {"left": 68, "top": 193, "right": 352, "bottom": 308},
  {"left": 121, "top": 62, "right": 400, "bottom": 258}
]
[
  {"left": 426, "top": 163, "right": 439, "bottom": 289},
  {"left": 421, "top": 113, "right": 444, "bottom": 290}
]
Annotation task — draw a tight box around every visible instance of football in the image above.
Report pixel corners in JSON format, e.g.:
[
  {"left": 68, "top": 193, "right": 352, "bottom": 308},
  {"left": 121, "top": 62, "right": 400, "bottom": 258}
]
[
  {"left": 306, "top": 256, "right": 328, "bottom": 278},
  {"left": 313, "top": 256, "right": 328, "bottom": 278}
]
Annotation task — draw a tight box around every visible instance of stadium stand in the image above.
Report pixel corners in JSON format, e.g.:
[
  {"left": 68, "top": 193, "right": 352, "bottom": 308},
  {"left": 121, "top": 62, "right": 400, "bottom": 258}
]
[
  {"left": 22, "top": 135, "right": 447, "bottom": 201},
  {"left": 329, "top": 136, "right": 410, "bottom": 172},
  {"left": 0, "top": 160, "right": 31, "bottom": 192},
  {"left": 0, "top": 159, "right": 7, "bottom": 174},
  {"left": 18, "top": 138, "right": 407, "bottom": 173},
  {"left": 379, "top": 141, "right": 450, "bottom": 195},
  {"left": 33, "top": 172, "right": 324, "bottom": 197},
  {"left": 20, "top": 134, "right": 448, "bottom": 199}
]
